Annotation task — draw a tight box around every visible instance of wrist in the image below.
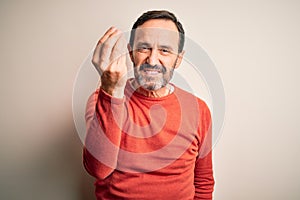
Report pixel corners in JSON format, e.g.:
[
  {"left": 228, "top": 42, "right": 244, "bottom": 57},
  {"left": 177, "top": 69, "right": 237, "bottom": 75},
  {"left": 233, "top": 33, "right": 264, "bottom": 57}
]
[{"left": 100, "top": 85, "right": 125, "bottom": 99}]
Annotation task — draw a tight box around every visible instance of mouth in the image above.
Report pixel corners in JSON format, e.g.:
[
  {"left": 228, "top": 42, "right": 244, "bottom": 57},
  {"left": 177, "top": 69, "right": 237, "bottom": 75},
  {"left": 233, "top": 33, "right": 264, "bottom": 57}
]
[{"left": 143, "top": 69, "right": 161, "bottom": 75}]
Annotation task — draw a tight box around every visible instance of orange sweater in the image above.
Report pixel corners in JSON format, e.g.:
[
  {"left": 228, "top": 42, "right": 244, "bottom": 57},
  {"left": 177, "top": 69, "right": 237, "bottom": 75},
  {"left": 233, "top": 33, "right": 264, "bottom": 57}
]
[{"left": 83, "top": 80, "right": 214, "bottom": 200}]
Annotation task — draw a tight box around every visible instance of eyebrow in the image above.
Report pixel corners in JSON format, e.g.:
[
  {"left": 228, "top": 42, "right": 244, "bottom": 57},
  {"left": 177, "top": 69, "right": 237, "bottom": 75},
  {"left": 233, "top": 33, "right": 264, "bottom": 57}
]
[
  {"left": 135, "top": 42, "right": 175, "bottom": 51},
  {"left": 136, "top": 42, "right": 151, "bottom": 47},
  {"left": 158, "top": 45, "right": 174, "bottom": 51}
]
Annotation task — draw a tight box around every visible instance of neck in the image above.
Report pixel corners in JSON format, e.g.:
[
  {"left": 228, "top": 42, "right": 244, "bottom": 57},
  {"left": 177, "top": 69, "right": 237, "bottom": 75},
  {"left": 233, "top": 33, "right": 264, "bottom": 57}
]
[{"left": 131, "top": 79, "right": 171, "bottom": 98}]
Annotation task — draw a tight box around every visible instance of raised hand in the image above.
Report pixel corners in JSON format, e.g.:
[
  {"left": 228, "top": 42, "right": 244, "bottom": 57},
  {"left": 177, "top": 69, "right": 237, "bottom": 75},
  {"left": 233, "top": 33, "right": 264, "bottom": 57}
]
[{"left": 92, "top": 27, "right": 128, "bottom": 98}]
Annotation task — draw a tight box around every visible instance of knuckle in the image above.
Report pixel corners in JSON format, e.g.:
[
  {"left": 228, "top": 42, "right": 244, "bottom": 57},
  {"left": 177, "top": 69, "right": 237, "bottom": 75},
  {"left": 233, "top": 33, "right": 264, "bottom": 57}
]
[
  {"left": 91, "top": 59, "right": 98, "bottom": 66},
  {"left": 104, "top": 69, "right": 121, "bottom": 76},
  {"left": 91, "top": 56, "right": 98, "bottom": 63}
]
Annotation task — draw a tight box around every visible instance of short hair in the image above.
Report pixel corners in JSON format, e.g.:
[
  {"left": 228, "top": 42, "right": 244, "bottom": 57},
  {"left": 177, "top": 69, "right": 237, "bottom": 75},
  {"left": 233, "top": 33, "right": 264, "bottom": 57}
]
[{"left": 129, "top": 10, "right": 185, "bottom": 53}]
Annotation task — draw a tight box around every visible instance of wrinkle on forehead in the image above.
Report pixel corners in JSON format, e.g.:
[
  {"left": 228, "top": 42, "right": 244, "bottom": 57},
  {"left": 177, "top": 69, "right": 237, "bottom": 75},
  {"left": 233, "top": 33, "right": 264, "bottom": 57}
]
[{"left": 133, "top": 28, "right": 180, "bottom": 52}]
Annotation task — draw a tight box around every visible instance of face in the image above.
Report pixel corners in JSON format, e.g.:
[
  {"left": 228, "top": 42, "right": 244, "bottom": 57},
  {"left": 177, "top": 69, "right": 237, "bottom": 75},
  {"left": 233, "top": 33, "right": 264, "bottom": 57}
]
[{"left": 129, "top": 19, "right": 184, "bottom": 91}]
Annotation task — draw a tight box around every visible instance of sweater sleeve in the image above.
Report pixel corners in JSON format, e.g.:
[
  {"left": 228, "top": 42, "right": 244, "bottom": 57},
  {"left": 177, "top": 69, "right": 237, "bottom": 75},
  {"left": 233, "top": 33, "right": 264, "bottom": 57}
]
[
  {"left": 83, "top": 88, "right": 125, "bottom": 180},
  {"left": 194, "top": 101, "right": 215, "bottom": 200},
  {"left": 194, "top": 151, "right": 214, "bottom": 199}
]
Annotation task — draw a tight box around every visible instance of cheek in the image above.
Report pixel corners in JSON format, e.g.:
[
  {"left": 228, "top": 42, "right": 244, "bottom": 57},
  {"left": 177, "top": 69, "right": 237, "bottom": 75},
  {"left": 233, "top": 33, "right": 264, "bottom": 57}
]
[
  {"left": 133, "top": 52, "right": 147, "bottom": 65},
  {"left": 162, "top": 57, "right": 177, "bottom": 68}
]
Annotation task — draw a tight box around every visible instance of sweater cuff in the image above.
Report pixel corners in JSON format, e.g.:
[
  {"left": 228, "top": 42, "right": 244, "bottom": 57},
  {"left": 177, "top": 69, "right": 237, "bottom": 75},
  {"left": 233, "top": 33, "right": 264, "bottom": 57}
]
[{"left": 99, "top": 88, "right": 125, "bottom": 105}]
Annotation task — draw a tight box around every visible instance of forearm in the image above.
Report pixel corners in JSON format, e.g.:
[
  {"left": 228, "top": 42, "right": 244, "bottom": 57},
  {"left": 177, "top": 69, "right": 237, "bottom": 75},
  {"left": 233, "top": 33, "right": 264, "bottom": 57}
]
[
  {"left": 83, "top": 89, "right": 125, "bottom": 180},
  {"left": 194, "top": 151, "right": 215, "bottom": 200}
]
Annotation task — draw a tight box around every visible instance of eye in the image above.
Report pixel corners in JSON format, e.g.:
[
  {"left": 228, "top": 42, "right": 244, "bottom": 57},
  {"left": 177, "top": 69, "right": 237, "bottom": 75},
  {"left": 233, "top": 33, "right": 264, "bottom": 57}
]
[
  {"left": 137, "top": 46, "right": 150, "bottom": 53},
  {"left": 160, "top": 48, "right": 171, "bottom": 55}
]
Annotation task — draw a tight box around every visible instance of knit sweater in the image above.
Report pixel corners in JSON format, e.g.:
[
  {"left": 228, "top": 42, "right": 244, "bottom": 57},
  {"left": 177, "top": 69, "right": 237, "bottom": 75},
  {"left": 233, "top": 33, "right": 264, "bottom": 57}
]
[{"left": 83, "top": 80, "right": 215, "bottom": 200}]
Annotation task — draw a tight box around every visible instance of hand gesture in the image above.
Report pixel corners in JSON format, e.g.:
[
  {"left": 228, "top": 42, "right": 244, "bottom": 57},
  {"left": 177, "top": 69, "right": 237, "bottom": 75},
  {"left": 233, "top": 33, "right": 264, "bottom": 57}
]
[{"left": 92, "top": 27, "right": 128, "bottom": 98}]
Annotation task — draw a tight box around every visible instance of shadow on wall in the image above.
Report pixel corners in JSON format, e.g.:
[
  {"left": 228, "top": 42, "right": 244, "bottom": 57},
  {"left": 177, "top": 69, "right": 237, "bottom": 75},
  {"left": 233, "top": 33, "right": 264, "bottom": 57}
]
[{"left": 0, "top": 122, "right": 96, "bottom": 200}]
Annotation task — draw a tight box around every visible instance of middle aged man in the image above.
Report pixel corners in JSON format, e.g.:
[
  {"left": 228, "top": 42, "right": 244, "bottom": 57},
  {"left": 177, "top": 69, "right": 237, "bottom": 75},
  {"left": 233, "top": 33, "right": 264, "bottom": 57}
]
[{"left": 83, "top": 10, "right": 215, "bottom": 200}]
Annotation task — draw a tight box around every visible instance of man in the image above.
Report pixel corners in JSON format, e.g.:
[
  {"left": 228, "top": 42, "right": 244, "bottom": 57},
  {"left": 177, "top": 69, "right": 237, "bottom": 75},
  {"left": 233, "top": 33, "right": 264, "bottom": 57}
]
[{"left": 83, "top": 10, "right": 215, "bottom": 199}]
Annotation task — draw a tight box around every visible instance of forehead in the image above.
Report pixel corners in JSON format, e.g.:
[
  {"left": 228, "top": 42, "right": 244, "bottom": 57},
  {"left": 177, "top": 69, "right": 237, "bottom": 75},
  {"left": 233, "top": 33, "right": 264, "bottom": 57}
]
[
  {"left": 134, "top": 19, "right": 180, "bottom": 49},
  {"left": 138, "top": 19, "right": 178, "bottom": 31}
]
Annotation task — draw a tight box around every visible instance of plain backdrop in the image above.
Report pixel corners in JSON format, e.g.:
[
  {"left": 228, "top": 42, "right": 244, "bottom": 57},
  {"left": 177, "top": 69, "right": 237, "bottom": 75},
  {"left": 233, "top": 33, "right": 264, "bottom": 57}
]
[{"left": 0, "top": 0, "right": 299, "bottom": 199}]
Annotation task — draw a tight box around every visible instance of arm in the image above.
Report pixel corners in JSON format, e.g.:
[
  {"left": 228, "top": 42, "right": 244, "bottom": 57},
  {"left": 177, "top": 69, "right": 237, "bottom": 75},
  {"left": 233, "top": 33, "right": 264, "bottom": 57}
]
[
  {"left": 194, "top": 101, "right": 215, "bottom": 200},
  {"left": 83, "top": 27, "right": 128, "bottom": 180},
  {"left": 194, "top": 150, "right": 215, "bottom": 200},
  {"left": 83, "top": 89, "right": 125, "bottom": 180}
]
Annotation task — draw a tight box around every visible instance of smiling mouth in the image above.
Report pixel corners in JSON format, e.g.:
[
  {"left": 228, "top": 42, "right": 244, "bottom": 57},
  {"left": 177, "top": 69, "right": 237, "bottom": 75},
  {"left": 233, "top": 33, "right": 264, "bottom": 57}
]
[{"left": 143, "top": 69, "right": 161, "bottom": 75}]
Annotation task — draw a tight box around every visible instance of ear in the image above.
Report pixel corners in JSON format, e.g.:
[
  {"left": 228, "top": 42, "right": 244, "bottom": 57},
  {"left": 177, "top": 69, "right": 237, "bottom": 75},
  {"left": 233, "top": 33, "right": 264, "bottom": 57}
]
[
  {"left": 127, "top": 43, "right": 134, "bottom": 62},
  {"left": 174, "top": 50, "right": 185, "bottom": 69}
]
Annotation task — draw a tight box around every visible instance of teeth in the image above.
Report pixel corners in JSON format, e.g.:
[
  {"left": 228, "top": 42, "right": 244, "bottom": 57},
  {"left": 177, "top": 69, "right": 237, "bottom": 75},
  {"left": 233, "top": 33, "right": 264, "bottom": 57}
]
[{"left": 144, "top": 70, "right": 160, "bottom": 75}]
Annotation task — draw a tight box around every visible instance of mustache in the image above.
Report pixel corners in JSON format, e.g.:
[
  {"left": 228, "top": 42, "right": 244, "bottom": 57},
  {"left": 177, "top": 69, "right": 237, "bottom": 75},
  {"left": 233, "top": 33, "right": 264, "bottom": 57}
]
[{"left": 139, "top": 64, "right": 166, "bottom": 73}]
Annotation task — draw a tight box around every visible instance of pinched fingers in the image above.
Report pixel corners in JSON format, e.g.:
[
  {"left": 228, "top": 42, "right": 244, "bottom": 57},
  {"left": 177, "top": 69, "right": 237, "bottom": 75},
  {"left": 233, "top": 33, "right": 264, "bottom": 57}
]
[
  {"left": 92, "top": 27, "right": 116, "bottom": 65},
  {"left": 99, "top": 30, "right": 122, "bottom": 71},
  {"left": 92, "top": 27, "right": 129, "bottom": 96},
  {"left": 98, "top": 27, "right": 117, "bottom": 45},
  {"left": 92, "top": 27, "right": 123, "bottom": 74}
]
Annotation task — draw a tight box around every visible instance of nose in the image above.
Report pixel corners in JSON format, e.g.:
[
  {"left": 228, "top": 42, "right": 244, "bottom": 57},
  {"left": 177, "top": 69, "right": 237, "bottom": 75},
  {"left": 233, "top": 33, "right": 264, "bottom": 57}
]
[{"left": 147, "top": 49, "right": 159, "bottom": 66}]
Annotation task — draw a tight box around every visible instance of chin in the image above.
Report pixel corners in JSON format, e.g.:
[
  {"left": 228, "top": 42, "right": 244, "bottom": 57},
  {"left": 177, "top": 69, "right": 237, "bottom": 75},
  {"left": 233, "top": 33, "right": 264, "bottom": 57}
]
[{"left": 141, "top": 83, "right": 163, "bottom": 91}]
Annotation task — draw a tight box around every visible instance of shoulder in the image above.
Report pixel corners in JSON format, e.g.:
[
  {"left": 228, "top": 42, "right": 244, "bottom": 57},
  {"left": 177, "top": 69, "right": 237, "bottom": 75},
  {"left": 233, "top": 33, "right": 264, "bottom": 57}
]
[{"left": 173, "top": 85, "right": 210, "bottom": 112}]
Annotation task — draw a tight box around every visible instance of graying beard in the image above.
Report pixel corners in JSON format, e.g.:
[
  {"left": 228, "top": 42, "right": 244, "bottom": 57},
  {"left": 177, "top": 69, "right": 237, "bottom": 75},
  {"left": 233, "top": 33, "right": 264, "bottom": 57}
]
[
  {"left": 137, "top": 76, "right": 165, "bottom": 90},
  {"left": 134, "top": 65, "right": 174, "bottom": 91}
]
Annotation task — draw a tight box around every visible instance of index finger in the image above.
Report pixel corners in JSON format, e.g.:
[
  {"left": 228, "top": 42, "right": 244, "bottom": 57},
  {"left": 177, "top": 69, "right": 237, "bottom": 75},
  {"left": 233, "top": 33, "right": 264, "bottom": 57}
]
[
  {"left": 97, "top": 26, "right": 117, "bottom": 45},
  {"left": 92, "top": 27, "right": 118, "bottom": 66}
]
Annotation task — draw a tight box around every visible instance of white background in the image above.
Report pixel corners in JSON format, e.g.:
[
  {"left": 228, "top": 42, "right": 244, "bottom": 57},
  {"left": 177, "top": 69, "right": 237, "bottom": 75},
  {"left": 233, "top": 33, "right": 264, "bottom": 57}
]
[{"left": 0, "top": 0, "right": 299, "bottom": 199}]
